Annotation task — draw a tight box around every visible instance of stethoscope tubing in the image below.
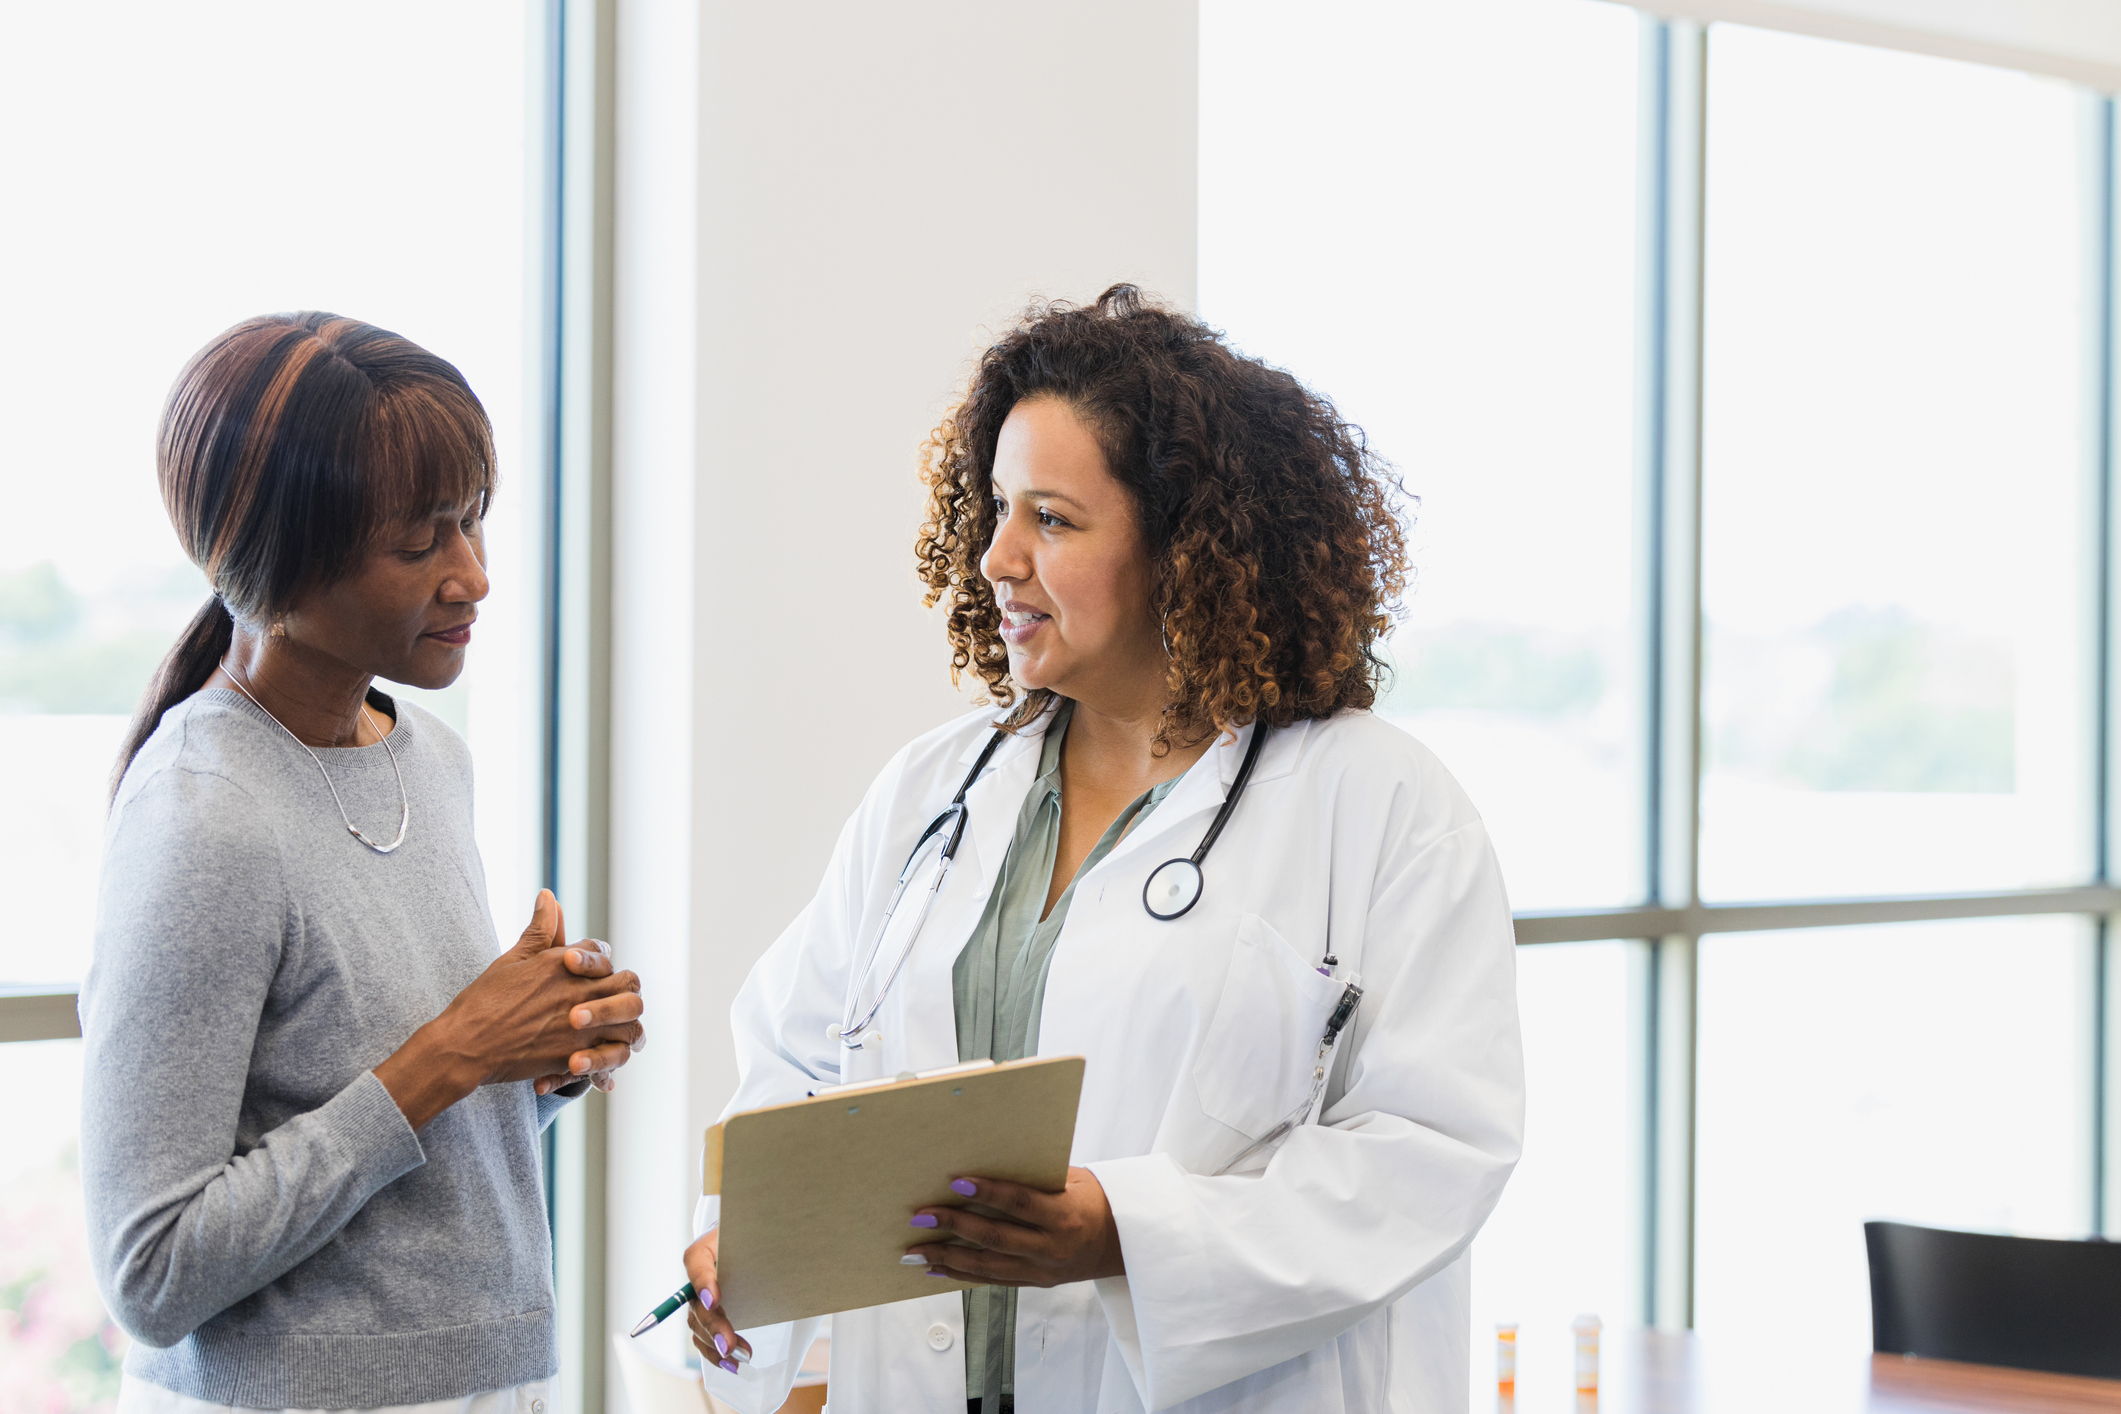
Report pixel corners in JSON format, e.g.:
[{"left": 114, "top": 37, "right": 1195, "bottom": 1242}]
[
  {"left": 840, "top": 715, "right": 1268, "bottom": 1044},
  {"left": 1188, "top": 719, "right": 1270, "bottom": 866},
  {"left": 839, "top": 730, "right": 1005, "bottom": 1046}
]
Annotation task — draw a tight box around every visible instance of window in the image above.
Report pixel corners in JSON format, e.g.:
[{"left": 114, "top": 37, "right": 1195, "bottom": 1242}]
[
  {"left": 1203, "top": 0, "right": 2121, "bottom": 1376},
  {"left": 0, "top": 1042, "right": 104, "bottom": 1402},
  {"left": 1472, "top": 942, "right": 1639, "bottom": 1350},
  {"left": 1699, "top": 25, "right": 2090, "bottom": 900},
  {"left": 1695, "top": 917, "right": 2092, "bottom": 1355},
  {"left": 0, "top": 5, "right": 541, "bottom": 1404}
]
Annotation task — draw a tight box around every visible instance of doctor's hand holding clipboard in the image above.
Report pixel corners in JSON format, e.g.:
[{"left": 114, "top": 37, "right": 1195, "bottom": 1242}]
[
  {"left": 678, "top": 1166, "right": 1125, "bottom": 1375},
  {"left": 687, "top": 286, "right": 1525, "bottom": 1414}
]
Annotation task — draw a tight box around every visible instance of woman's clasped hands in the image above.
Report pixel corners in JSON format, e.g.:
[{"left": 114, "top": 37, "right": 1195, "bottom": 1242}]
[{"left": 374, "top": 888, "right": 646, "bottom": 1130}]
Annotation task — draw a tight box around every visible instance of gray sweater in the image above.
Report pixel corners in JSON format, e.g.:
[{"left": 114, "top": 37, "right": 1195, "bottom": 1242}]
[{"left": 80, "top": 689, "right": 571, "bottom": 1408}]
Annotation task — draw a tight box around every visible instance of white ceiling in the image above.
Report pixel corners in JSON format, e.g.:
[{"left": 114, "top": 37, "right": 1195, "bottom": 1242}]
[{"left": 1609, "top": 0, "right": 2121, "bottom": 88}]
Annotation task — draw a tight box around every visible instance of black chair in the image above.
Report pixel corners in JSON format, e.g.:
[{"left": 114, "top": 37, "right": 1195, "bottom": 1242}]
[{"left": 1865, "top": 1220, "right": 2121, "bottom": 1379}]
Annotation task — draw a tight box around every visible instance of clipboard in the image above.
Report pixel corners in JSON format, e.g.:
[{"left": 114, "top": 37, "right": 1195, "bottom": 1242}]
[{"left": 703, "top": 1055, "right": 1085, "bottom": 1329}]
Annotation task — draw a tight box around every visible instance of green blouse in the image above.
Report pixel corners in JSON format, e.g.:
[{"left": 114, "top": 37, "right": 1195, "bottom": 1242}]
[{"left": 950, "top": 698, "right": 1179, "bottom": 1407}]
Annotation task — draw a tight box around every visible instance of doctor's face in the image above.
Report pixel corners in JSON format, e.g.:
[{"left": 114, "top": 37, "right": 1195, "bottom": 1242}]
[{"left": 980, "top": 397, "right": 1163, "bottom": 710}]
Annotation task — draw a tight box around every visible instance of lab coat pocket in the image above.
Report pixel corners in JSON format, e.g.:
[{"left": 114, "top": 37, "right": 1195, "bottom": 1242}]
[{"left": 1190, "top": 913, "right": 1347, "bottom": 1140}]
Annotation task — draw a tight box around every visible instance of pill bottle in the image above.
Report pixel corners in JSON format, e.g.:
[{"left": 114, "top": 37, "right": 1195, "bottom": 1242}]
[
  {"left": 1571, "top": 1312, "right": 1601, "bottom": 1394},
  {"left": 1495, "top": 1323, "right": 1517, "bottom": 1391}
]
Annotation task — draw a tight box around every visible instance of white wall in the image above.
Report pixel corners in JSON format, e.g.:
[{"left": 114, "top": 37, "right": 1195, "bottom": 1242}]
[{"left": 604, "top": 0, "right": 1199, "bottom": 1395}]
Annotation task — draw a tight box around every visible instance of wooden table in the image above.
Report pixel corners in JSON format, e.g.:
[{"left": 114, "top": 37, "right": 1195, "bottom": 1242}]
[
  {"left": 1487, "top": 1328, "right": 2121, "bottom": 1414},
  {"left": 738, "top": 1328, "right": 2121, "bottom": 1413}
]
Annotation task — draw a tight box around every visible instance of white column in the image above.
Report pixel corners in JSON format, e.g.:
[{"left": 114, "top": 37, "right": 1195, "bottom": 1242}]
[{"left": 605, "top": 0, "right": 701, "bottom": 1391}]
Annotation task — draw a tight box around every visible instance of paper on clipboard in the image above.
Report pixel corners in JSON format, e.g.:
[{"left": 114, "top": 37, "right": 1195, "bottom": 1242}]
[{"left": 702, "top": 1054, "right": 1085, "bottom": 1330}]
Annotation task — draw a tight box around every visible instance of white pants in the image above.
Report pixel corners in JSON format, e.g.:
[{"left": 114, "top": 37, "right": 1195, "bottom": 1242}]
[{"left": 117, "top": 1374, "right": 552, "bottom": 1414}]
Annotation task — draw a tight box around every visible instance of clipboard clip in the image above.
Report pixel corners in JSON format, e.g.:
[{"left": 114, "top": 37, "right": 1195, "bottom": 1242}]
[{"left": 805, "top": 1057, "right": 997, "bottom": 1099}]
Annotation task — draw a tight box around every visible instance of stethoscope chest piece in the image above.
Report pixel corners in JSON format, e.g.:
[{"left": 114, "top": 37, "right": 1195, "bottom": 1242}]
[
  {"left": 1139, "top": 723, "right": 1271, "bottom": 923},
  {"left": 1143, "top": 857, "right": 1204, "bottom": 920}
]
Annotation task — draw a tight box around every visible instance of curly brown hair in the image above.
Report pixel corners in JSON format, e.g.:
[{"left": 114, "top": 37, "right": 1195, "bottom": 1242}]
[{"left": 916, "top": 284, "right": 1410, "bottom": 749}]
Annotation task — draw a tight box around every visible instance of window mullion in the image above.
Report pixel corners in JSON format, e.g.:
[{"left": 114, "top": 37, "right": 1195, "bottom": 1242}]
[
  {"left": 2091, "top": 92, "right": 2119, "bottom": 1237},
  {"left": 1635, "top": 12, "right": 1708, "bottom": 1333},
  {"left": 544, "top": 1, "right": 618, "bottom": 1410}
]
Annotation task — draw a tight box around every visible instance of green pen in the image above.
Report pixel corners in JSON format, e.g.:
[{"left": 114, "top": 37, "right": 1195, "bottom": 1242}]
[{"left": 629, "top": 1281, "right": 698, "bottom": 1337}]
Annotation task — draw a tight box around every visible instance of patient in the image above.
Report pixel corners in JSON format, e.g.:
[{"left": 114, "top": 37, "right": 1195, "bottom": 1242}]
[{"left": 81, "top": 312, "right": 641, "bottom": 1413}]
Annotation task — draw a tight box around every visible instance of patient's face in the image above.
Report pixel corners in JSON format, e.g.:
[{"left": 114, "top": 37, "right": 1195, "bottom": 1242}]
[{"left": 288, "top": 499, "right": 491, "bottom": 691}]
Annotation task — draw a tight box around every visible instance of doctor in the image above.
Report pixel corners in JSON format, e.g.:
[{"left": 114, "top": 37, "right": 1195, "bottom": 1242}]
[{"left": 687, "top": 286, "right": 1523, "bottom": 1414}]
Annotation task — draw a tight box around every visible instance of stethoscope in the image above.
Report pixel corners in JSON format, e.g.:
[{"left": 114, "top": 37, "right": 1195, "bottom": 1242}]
[{"left": 830, "top": 720, "right": 1271, "bottom": 1050}]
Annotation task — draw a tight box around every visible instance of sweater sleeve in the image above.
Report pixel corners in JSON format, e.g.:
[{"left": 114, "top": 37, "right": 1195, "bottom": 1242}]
[
  {"left": 78, "top": 767, "right": 428, "bottom": 1350},
  {"left": 537, "top": 1089, "right": 581, "bottom": 1131}
]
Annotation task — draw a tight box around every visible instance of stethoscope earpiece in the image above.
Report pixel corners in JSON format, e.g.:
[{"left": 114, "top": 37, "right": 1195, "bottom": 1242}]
[{"left": 1143, "top": 857, "right": 1205, "bottom": 920}]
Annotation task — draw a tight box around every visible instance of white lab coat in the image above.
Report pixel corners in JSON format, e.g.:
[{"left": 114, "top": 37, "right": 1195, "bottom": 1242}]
[{"left": 700, "top": 706, "right": 1523, "bottom": 1414}]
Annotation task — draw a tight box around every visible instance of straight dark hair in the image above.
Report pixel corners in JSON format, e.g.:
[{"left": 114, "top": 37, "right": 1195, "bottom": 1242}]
[{"left": 114, "top": 313, "right": 496, "bottom": 796}]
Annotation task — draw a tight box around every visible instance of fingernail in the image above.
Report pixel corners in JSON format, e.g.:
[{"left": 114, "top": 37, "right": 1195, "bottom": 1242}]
[
  {"left": 924, "top": 1269, "right": 950, "bottom": 1277},
  {"left": 572, "top": 1007, "right": 590, "bottom": 1027},
  {"left": 720, "top": 1358, "right": 739, "bottom": 1374},
  {"left": 951, "top": 1179, "right": 977, "bottom": 1197},
  {"left": 714, "top": 1333, "right": 728, "bottom": 1357},
  {"left": 910, "top": 1214, "right": 938, "bottom": 1228},
  {"left": 572, "top": 1056, "right": 590, "bottom": 1073},
  {"left": 901, "top": 1253, "right": 929, "bottom": 1265}
]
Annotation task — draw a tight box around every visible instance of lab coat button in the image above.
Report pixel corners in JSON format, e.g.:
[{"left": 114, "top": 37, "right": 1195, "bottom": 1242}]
[{"left": 927, "top": 1322, "right": 954, "bottom": 1352}]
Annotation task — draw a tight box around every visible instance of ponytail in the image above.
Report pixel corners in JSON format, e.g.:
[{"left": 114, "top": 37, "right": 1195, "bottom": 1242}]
[{"left": 111, "top": 596, "right": 234, "bottom": 800}]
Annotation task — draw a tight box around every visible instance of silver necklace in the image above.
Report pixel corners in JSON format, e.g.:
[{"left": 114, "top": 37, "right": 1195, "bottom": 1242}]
[{"left": 223, "top": 669, "right": 410, "bottom": 854}]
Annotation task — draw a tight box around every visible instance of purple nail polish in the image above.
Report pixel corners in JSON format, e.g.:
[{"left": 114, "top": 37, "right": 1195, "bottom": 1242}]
[
  {"left": 714, "top": 1333, "right": 729, "bottom": 1357},
  {"left": 910, "top": 1213, "right": 938, "bottom": 1228},
  {"left": 924, "top": 1269, "right": 950, "bottom": 1277},
  {"left": 951, "top": 1179, "right": 977, "bottom": 1197},
  {"left": 720, "top": 1358, "right": 739, "bottom": 1374}
]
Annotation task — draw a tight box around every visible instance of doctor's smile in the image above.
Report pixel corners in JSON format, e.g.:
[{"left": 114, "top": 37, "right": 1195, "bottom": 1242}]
[
  {"left": 677, "top": 286, "right": 1523, "bottom": 1414},
  {"left": 997, "top": 600, "right": 1050, "bottom": 645}
]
